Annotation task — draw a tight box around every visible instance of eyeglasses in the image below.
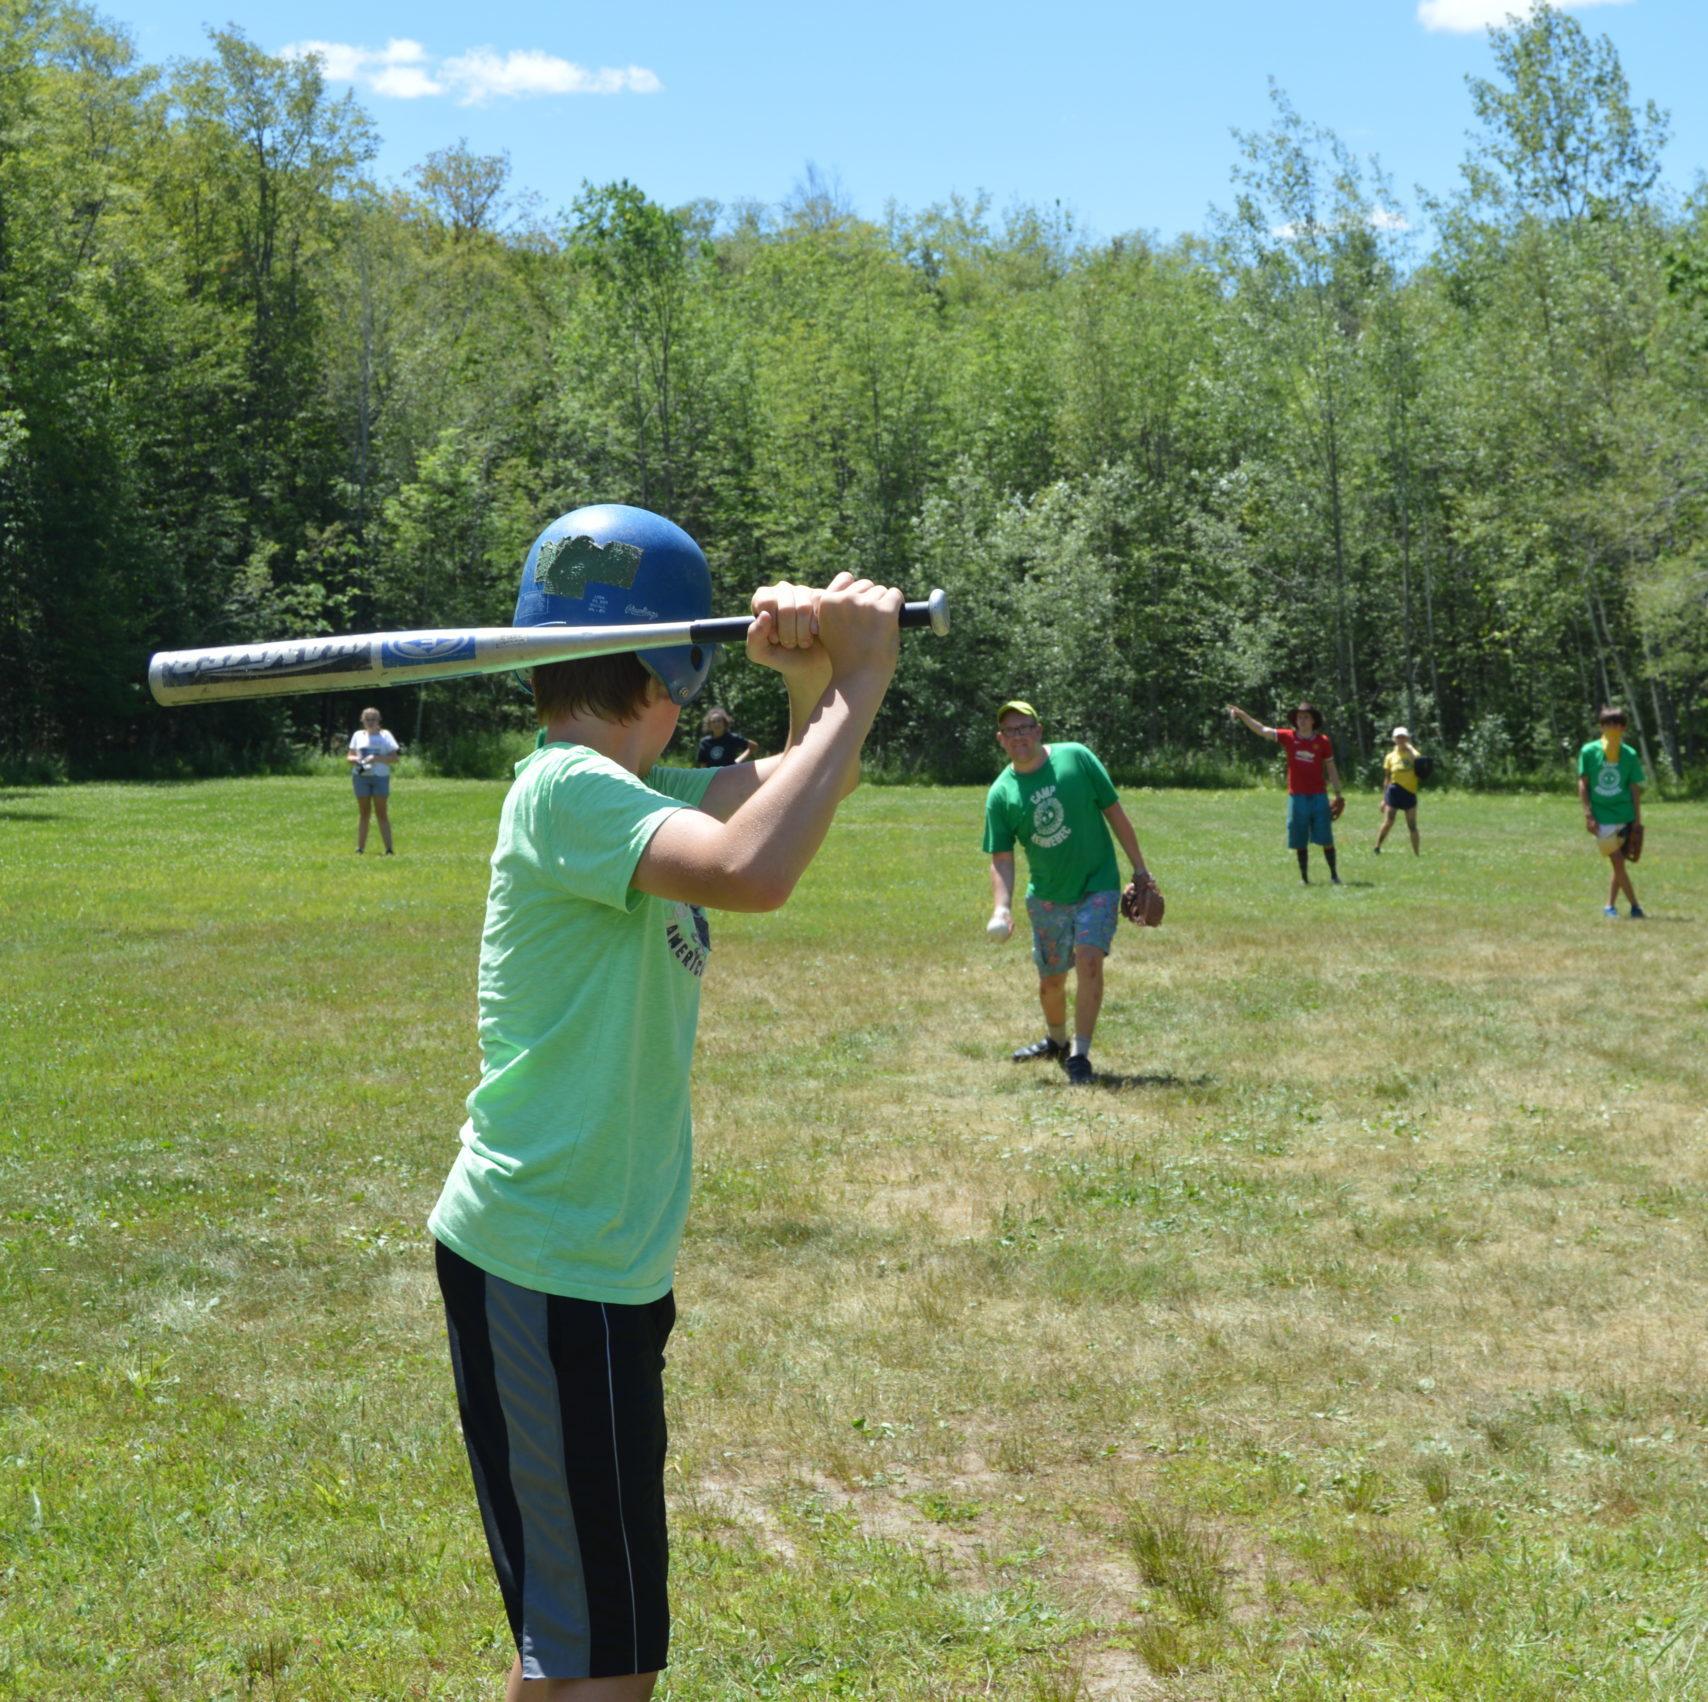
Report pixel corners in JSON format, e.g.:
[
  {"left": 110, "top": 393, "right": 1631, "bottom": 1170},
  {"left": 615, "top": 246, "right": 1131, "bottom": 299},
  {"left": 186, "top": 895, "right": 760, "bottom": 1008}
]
[{"left": 998, "top": 722, "right": 1040, "bottom": 737}]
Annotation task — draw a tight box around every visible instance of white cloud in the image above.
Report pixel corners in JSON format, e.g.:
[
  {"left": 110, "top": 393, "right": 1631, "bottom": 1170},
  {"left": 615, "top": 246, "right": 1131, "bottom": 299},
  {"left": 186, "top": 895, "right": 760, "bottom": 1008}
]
[
  {"left": 440, "top": 48, "right": 661, "bottom": 104},
  {"left": 283, "top": 38, "right": 442, "bottom": 97},
  {"left": 1417, "top": 0, "right": 1633, "bottom": 34},
  {"left": 1270, "top": 208, "right": 1412, "bottom": 240},
  {"left": 281, "top": 38, "right": 661, "bottom": 103}
]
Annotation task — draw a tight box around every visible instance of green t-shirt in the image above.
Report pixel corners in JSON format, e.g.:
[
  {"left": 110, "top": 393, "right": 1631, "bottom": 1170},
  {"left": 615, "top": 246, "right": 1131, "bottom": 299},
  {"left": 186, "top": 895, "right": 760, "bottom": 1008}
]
[
  {"left": 982, "top": 742, "right": 1121, "bottom": 904},
  {"left": 1577, "top": 738, "right": 1645, "bottom": 825},
  {"left": 428, "top": 744, "right": 717, "bottom": 1304}
]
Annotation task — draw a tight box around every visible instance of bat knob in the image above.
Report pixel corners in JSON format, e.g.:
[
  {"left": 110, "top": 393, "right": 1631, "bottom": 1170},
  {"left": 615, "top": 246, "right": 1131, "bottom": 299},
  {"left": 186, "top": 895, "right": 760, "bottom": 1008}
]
[{"left": 926, "top": 587, "right": 950, "bottom": 638}]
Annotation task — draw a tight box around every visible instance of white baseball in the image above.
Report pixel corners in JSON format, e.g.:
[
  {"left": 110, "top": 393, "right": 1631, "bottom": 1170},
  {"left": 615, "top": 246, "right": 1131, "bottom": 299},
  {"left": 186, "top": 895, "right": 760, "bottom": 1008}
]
[{"left": 987, "top": 910, "right": 1012, "bottom": 942}]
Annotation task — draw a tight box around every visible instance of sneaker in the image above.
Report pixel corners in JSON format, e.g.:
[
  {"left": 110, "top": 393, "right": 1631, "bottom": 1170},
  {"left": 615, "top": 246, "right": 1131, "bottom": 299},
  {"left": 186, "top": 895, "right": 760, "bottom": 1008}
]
[
  {"left": 1064, "top": 1052, "right": 1094, "bottom": 1085},
  {"left": 1012, "top": 1036, "right": 1066, "bottom": 1063},
  {"left": 1603, "top": 905, "right": 1620, "bottom": 920},
  {"left": 1372, "top": 845, "right": 1381, "bottom": 854},
  {"left": 1331, "top": 876, "right": 1343, "bottom": 886},
  {"left": 1628, "top": 905, "right": 1646, "bottom": 920}
]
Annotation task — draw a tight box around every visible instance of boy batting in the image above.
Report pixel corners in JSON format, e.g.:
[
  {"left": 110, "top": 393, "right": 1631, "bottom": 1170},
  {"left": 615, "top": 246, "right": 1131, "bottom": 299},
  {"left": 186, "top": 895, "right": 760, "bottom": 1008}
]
[
  {"left": 983, "top": 700, "right": 1158, "bottom": 1085},
  {"left": 428, "top": 504, "right": 903, "bottom": 1700},
  {"left": 1227, "top": 702, "right": 1345, "bottom": 884}
]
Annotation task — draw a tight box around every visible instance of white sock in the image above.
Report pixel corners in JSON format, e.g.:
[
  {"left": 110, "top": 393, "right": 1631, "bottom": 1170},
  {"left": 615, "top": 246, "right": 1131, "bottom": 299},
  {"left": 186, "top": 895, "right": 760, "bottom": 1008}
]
[{"left": 1071, "top": 1035, "right": 1091, "bottom": 1058}]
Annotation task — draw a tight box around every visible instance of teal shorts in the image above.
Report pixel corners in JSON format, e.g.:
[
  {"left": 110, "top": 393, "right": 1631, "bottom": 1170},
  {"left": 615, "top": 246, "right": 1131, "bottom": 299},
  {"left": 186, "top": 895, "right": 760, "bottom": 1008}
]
[
  {"left": 1026, "top": 889, "right": 1119, "bottom": 976},
  {"left": 1287, "top": 793, "right": 1333, "bottom": 849}
]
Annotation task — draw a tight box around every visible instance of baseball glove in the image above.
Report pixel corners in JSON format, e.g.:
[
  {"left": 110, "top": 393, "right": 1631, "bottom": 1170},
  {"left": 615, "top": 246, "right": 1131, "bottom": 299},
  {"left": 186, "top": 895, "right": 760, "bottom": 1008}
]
[
  {"left": 1330, "top": 794, "right": 1346, "bottom": 821},
  {"left": 1121, "top": 876, "right": 1165, "bottom": 928},
  {"left": 1625, "top": 822, "right": 1644, "bottom": 863}
]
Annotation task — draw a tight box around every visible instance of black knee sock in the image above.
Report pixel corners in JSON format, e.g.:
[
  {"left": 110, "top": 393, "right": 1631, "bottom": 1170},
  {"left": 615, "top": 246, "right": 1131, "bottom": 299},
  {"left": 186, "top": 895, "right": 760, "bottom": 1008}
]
[
  {"left": 1324, "top": 846, "right": 1339, "bottom": 880},
  {"left": 1296, "top": 848, "right": 1310, "bottom": 882}
]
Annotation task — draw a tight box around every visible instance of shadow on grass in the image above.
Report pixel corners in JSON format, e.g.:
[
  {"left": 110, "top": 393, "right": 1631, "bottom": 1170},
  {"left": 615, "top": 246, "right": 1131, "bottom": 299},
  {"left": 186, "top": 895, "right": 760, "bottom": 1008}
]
[
  {"left": 1090, "top": 1071, "right": 1213, "bottom": 1092},
  {"left": 0, "top": 809, "right": 60, "bottom": 822}
]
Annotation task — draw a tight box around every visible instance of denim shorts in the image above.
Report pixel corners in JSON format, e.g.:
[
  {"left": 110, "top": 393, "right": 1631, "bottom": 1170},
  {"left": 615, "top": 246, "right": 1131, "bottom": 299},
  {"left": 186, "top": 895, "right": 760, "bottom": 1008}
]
[
  {"left": 1026, "top": 888, "right": 1120, "bottom": 976},
  {"left": 352, "top": 767, "right": 390, "bottom": 797}
]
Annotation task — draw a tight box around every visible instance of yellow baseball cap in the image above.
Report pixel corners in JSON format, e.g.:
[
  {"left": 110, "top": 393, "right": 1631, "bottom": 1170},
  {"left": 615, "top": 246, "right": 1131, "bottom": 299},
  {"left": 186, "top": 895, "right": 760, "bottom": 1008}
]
[{"left": 996, "top": 699, "right": 1039, "bottom": 724}]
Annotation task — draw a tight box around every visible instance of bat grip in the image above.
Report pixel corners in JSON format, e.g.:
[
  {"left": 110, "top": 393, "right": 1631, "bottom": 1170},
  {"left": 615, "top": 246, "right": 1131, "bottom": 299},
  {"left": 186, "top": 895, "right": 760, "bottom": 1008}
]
[{"left": 688, "top": 587, "right": 949, "bottom": 646}]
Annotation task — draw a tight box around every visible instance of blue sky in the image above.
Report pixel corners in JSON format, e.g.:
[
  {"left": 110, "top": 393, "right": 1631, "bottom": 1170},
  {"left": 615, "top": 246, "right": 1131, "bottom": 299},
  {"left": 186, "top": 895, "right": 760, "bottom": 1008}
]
[{"left": 120, "top": 0, "right": 1705, "bottom": 242}]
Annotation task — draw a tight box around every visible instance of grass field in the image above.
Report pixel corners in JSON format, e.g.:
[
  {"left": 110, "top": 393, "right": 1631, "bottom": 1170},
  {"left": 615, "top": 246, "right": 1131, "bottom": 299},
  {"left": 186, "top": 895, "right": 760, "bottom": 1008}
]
[{"left": 2, "top": 776, "right": 1706, "bottom": 1700}]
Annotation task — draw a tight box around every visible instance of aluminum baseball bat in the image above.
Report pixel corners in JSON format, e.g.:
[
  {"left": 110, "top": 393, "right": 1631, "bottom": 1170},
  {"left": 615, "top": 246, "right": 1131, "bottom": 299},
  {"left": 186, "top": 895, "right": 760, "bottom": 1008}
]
[{"left": 147, "top": 589, "right": 950, "bottom": 706}]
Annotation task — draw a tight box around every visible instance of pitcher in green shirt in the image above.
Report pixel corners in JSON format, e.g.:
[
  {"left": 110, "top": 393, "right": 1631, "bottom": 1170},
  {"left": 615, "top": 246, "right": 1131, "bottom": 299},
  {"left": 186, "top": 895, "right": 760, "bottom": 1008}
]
[
  {"left": 429, "top": 504, "right": 903, "bottom": 1700},
  {"left": 1576, "top": 704, "right": 1647, "bottom": 920},
  {"left": 982, "top": 700, "right": 1158, "bottom": 1085}
]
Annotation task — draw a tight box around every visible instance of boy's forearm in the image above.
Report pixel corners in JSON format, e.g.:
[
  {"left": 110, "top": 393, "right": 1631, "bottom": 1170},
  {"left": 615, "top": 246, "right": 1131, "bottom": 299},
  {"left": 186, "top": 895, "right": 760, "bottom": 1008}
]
[
  {"left": 990, "top": 856, "right": 1016, "bottom": 910},
  {"left": 745, "top": 665, "right": 834, "bottom": 788},
  {"left": 709, "top": 673, "right": 885, "bottom": 906},
  {"left": 784, "top": 666, "right": 839, "bottom": 769}
]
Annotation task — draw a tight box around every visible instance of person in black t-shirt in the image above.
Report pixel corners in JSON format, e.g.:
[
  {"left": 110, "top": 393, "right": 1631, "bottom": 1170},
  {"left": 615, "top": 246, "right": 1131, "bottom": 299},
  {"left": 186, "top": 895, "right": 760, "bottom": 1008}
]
[{"left": 695, "top": 706, "right": 756, "bottom": 767}]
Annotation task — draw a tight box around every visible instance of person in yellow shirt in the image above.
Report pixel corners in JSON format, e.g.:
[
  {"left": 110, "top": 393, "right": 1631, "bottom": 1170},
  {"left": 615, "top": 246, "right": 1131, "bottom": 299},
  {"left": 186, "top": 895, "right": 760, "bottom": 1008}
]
[{"left": 1374, "top": 726, "right": 1422, "bottom": 855}]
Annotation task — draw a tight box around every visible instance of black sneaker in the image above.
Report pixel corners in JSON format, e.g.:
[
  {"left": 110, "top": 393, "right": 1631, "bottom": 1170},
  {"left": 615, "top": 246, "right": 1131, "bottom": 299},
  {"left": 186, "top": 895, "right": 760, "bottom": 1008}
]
[
  {"left": 1064, "top": 1052, "right": 1094, "bottom": 1085},
  {"left": 1012, "top": 1036, "right": 1067, "bottom": 1063},
  {"left": 1629, "top": 905, "right": 1647, "bottom": 920}
]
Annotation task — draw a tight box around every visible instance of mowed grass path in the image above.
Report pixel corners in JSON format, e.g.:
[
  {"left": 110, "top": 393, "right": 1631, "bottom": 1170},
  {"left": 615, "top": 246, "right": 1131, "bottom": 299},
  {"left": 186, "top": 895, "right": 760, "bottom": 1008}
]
[{"left": 2, "top": 777, "right": 1705, "bottom": 1700}]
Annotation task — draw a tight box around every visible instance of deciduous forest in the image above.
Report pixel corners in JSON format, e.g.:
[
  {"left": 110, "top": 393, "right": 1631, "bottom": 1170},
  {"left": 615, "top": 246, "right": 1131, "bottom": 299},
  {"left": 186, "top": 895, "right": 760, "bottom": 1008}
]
[{"left": 2, "top": 1, "right": 1704, "bottom": 784}]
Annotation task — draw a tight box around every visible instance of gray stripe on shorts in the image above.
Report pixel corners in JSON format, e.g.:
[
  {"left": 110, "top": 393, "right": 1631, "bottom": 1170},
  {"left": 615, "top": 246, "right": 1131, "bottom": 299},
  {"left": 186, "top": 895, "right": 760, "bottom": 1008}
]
[
  {"left": 484, "top": 1275, "right": 593, "bottom": 1679},
  {"left": 601, "top": 1304, "right": 640, "bottom": 1672}
]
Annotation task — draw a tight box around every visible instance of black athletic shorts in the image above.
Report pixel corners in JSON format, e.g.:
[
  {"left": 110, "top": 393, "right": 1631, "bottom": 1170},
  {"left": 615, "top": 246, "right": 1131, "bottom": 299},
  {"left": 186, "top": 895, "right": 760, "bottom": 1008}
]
[{"left": 435, "top": 1238, "right": 676, "bottom": 1679}]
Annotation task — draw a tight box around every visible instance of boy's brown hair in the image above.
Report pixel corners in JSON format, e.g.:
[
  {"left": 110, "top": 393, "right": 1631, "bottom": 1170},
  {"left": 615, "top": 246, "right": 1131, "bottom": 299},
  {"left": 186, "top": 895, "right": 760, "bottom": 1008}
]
[
  {"left": 531, "top": 653, "right": 655, "bottom": 726},
  {"left": 1597, "top": 704, "right": 1628, "bottom": 726}
]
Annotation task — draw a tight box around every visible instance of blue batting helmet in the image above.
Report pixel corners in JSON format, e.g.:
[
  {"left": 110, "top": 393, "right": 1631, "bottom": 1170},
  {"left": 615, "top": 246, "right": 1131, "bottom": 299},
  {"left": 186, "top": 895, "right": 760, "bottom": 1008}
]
[{"left": 513, "top": 504, "right": 717, "bottom": 706}]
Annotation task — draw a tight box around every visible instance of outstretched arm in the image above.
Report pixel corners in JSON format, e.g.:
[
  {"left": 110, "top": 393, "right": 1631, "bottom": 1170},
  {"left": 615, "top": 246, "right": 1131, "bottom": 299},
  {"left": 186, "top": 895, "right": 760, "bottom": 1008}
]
[{"left": 1227, "top": 704, "right": 1277, "bottom": 742}]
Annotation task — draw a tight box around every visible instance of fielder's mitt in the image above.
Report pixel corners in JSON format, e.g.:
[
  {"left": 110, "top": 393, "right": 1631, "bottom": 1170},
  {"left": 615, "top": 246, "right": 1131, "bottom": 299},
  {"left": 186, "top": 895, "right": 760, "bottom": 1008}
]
[
  {"left": 1330, "top": 794, "right": 1346, "bottom": 821},
  {"left": 1625, "top": 822, "right": 1644, "bottom": 863},
  {"left": 1121, "top": 877, "right": 1165, "bottom": 928}
]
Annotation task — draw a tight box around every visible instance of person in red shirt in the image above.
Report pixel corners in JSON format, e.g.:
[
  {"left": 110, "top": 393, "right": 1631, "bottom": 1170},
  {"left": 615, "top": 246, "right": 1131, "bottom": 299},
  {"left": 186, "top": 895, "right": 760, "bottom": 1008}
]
[{"left": 1227, "top": 702, "right": 1346, "bottom": 885}]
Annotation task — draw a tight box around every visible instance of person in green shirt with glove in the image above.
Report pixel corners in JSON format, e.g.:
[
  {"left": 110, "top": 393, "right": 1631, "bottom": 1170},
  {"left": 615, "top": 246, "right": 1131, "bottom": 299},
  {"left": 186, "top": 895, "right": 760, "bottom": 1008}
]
[
  {"left": 982, "top": 700, "right": 1158, "bottom": 1085},
  {"left": 1577, "top": 704, "right": 1647, "bottom": 920}
]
